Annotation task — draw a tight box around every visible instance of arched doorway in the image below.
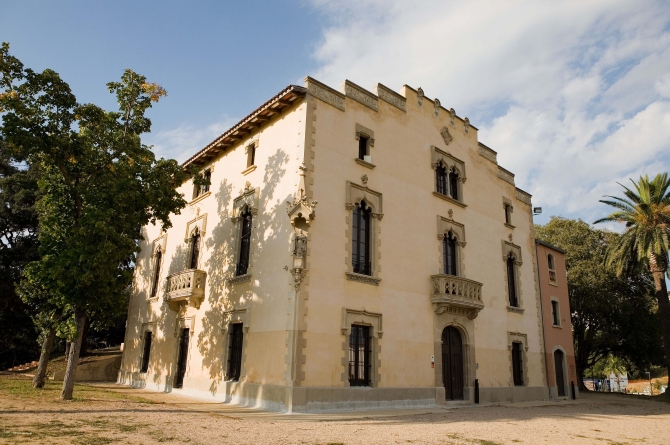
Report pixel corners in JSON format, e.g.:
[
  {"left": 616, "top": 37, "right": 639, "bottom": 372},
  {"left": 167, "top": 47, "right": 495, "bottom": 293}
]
[
  {"left": 442, "top": 326, "right": 464, "bottom": 400},
  {"left": 554, "top": 349, "right": 566, "bottom": 397}
]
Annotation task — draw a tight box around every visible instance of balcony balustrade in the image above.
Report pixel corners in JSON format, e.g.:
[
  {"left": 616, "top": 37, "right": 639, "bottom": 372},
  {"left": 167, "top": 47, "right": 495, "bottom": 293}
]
[
  {"left": 166, "top": 269, "right": 207, "bottom": 308},
  {"left": 431, "top": 274, "right": 484, "bottom": 319}
]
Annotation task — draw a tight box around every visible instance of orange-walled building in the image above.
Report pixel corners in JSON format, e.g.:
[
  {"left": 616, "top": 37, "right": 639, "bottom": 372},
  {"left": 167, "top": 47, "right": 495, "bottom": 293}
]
[{"left": 536, "top": 240, "right": 579, "bottom": 399}]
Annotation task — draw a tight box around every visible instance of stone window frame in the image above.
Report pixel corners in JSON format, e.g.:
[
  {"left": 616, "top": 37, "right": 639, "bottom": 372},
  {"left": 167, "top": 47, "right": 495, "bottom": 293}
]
[
  {"left": 242, "top": 139, "right": 259, "bottom": 175},
  {"left": 227, "top": 182, "right": 260, "bottom": 285},
  {"left": 436, "top": 215, "right": 467, "bottom": 276},
  {"left": 354, "top": 123, "right": 376, "bottom": 169},
  {"left": 149, "top": 233, "right": 168, "bottom": 300},
  {"left": 502, "top": 240, "right": 524, "bottom": 313},
  {"left": 172, "top": 315, "right": 195, "bottom": 383},
  {"left": 507, "top": 331, "right": 529, "bottom": 387},
  {"left": 340, "top": 308, "right": 383, "bottom": 388},
  {"left": 220, "top": 308, "right": 250, "bottom": 382},
  {"left": 431, "top": 146, "right": 467, "bottom": 207},
  {"left": 190, "top": 166, "right": 213, "bottom": 204},
  {"left": 345, "top": 180, "right": 383, "bottom": 285},
  {"left": 503, "top": 197, "right": 515, "bottom": 229},
  {"left": 139, "top": 320, "right": 157, "bottom": 373},
  {"left": 550, "top": 297, "right": 561, "bottom": 327}
]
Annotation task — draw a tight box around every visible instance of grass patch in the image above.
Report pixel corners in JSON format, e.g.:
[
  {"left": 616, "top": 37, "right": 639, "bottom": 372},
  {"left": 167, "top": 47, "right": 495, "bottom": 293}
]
[{"left": 478, "top": 441, "right": 503, "bottom": 445}]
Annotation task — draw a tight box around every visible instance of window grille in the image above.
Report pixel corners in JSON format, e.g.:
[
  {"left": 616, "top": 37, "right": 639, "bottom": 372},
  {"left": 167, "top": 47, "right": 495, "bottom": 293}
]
[
  {"left": 551, "top": 300, "right": 560, "bottom": 326},
  {"left": 436, "top": 163, "right": 448, "bottom": 195},
  {"left": 507, "top": 253, "right": 518, "bottom": 307},
  {"left": 140, "top": 331, "right": 152, "bottom": 373},
  {"left": 151, "top": 250, "right": 162, "bottom": 298},
  {"left": 443, "top": 232, "right": 458, "bottom": 276},
  {"left": 236, "top": 210, "right": 253, "bottom": 276},
  {"left": 348, "top": 325, "right": 371, "bottom": 387},
  {"left": 512, "top": 341, "right": 524, "bottom": 386},
  {"left": 189, "top": 229, "right": 200, "bottom": 270},
  {"left": 448, "top": 169, "right": 459, "bottom": 200},
  {"left": 227, "top": 323, "right": 244, "bottom": 381},
  {"left": 352, "top": 201, "right": 372, "bottom": 276}
]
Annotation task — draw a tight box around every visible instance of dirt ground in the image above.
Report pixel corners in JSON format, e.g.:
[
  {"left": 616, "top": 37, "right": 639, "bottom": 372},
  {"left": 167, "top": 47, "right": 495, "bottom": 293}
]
[{"left": 0, "top": 374, "right": 669, "bottom": 445}]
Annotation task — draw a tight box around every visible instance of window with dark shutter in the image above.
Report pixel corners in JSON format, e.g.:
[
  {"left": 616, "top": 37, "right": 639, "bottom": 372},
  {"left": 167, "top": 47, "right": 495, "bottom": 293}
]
[
  {"left": 443, "top": 232, "right": 458, "bottom": 276},
  {"left": 352, "top": 201, "right": 372, "bottom": 275},
  {"left": 436, "top": 163, "right": 448, "bottom": 195},
  {"left": 551, "top": 301, "right": 560, "bottom": 326},
  {"left": 512, "top": 342, "right": 524, "bottom": 386},
  {"left": 189, "top": 229, "right": 201, "bottom": 270},
  {"left": 140, "top": 331, "right": 152, "bottom": 373},
  {"left": 507, "top": 253, "right": 518, "bottom": 307},
  {"left": 227, "top": 323, "right": 244, "bottom": 381},
  {"left": 449, "top": 169, "right": 459, "bottom": 200},
  {"left": 348, "top": 325, "right": 371, "bottom": 387},
  {"left": 151, "top": 250, "right": 162, "bottom": 298},
  {"left": 358, "top": 136, "right": 369, "bottom": 160},
  {"left": 236, "top": 209, "right": 253, "bottom": 276}
]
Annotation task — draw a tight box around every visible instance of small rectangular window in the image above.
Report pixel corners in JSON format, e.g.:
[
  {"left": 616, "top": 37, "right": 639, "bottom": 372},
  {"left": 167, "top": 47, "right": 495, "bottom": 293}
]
[
  {"left": 247, "top": 144, "right": 256, "bottom": 167},
  {"left": 193, "top": 169, "right": 211, "bottom": 199},
  {"left": 349, "top": 325, "right": 371, "bottom": 386},
  {"left": 140, "top": 331, "right": 152, "bottom": 373},
  {"left": 227, "top": 323, "right": 244, "bottom": 381},
  {"left": 512, "top": 342, "right": 524, "bottom": 386},
  {"left": 358, "top": 136, "right": 368, "bottom": 160},
  {"left": 551, "top": 301, "right": 560, "bottom": 326},
  {"left": 504, "top": 204, "right": 511, "bottom": 225}
]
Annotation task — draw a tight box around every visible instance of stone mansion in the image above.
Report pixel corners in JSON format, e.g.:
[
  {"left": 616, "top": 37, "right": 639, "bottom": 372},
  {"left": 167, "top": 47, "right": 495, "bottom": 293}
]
[{"left": 119, "top": 77, "right": 576, "bottom": 411}]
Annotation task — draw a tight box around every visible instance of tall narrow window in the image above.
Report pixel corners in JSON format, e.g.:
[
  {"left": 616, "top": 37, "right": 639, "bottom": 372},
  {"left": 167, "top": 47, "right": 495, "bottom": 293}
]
[
  {"left": 194, "top": 169, "right": 211, "bottom": 198},
  {"left": 227, "top": 323, "right": 244, "bottom": 381},
  {"left": 449, "top": 168, "right": 459, "bottom": 200},
  {"left": 512, "top": 342, "right": 524, "bottom": 386},
  {"left": 348, "top": 325, "right": 371, "bottom": 387},
  {"left": 436, "top": 163, "right": 448, "bottom": 195},
  {"left": 443, "top": 232, "right": 458, "bottom": 276},
  {"left": 358, "top": 136, "right": 369, "bottom": 160},
  {"left": 236, "top": 209, "right": 253, "bottom": 276},
  {"left": 151, "top": 250, "right": 162, "bottom": 298},
  {"left": 352, "top": 201, "right": 371, "bottom": 275},
  {"left": 504, "top": 204, "right": 512, "bottom": 225},
  {"left": 189, "top": 229, "right": 200, "bottom": 270},
  {"left": 140, "top": 331, "right": 152, "bottom": 373},
  {"left": 548, "top": 254, "right": 556, "bottom": 283},
  {"left": 507, "top": 253, "right": 518, "bottom": 307},
  {"left": 551, "top": 300, "right": 560, "bottom": 326},
  {"left": 247, "top": 144, "right": 256, "bottom": 167}
]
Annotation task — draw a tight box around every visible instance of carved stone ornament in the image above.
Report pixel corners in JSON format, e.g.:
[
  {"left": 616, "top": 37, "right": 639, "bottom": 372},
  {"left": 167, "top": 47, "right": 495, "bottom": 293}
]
[
  {"left": 343, "top": 80, "right": 378, "bottom": 112},
  {"left": 438, "top": 215, "right": 466, "bottom": 247},
  {"left": 361, "top": 174, "right": 368, "bottom": 185},
  {"left": 417, "top": 87, "right": 424, "bottom": 106},
  {"left": 286, "top": 163, "right": 318, "bottom": 226},
  {"left": 293, "top": 233, "right": 308, "bottom": 259},
  {"left": 232, "top": 182, "right": 260, "bottom": 222},
  {"left": 345, "top": 272, "right": 381, "bottom": 286},
  {"left": 305, "top": 76, "right": 345, "bottom": 111},
  {"left": 346, "top": 180, "right": 383, "bottom": 220},
  {"left": 375, "top": 83, "right": 406, "bottom": 112},
  {"left": 434, "top": 98, "right": 441, "bottom": 116},
  {"left": 464, "top": 117, "right": 470, "bottom": 134},
  {"left": 226, "top": 273, "right": 251, "bottom": 285},
  {"left": 290, "top": 267, "right": 308, "bottom": 291},
  {"left": 441, "top": 126, "right": 453, "bottom": 146},
  {"left": 450, "top": 108, "right": 456, "bottom": 125}
]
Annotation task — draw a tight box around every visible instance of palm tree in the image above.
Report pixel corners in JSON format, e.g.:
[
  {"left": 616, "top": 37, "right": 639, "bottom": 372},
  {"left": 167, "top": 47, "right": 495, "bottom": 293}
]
[{"left": 594, "top": 173, "right": 670, "bottom": 379}]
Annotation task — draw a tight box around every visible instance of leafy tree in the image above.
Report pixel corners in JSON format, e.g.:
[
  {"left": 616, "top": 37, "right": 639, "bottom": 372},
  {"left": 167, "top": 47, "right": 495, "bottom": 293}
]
[
  {"left": 535, "top": 217, "right": 662, "bottom": 388},
  {"left": 595, "top": 174, "right": 670, "bottom": 378},
  {"left": 0, "top": 42, "right": 189, "bottom": 399}
]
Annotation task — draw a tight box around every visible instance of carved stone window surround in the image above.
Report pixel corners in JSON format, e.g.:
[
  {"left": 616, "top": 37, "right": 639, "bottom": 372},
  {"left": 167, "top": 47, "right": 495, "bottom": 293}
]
[
  {"left": 345, "top": 181, "right": 383, "bottom": 284},
  {"left": 245, "top": 139, "right": 259, "bottom": 168},
  {"left": 174, "top": 316, "right": 196, "bottom": 338},
  {"left": 507, "top": 331, "right": 529, "bottom": 386},
  {"left": 437, "top": 215, "right": 466, "bottom": 276},
  {"left": 355, "top": 158, "right": 376, "bottom": 169},
  {"left": 355, "top": 123, "right": 375, "bottom": 163},
  {"left": 228, "top": 182, "right": 260, "bottom": 283},
  {"left": 502, "top": 240, "right": 524, "bottom": 310},
  {"left": 188, "top": 191, "right": 211, "bottom": 206},
  {"left": 340, "top": 308, "right": 383, "bottom": 387},
  {"left": 503, "top": 197, "right": 515, "bottom": 229},
  {"left": 432, "top": 146, "right": 466, "bottom": 204},
  {"left": 149, "top": 234, "right": 168, "bottom": 301}
]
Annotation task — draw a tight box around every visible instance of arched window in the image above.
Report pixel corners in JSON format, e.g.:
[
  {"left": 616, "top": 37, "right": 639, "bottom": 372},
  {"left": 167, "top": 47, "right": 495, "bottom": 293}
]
[
  {"left": 507, "top": 253, "right": 518, "bottom": 307},
  {"left": 449, "top": 168, "right": 459, "bottom": 200},
  {"left": 150, "top": 250, "right": 162, "bottom": 298},
  {"left": 236, "top": 208, "right": 253, "bottom": 276},
  {"left": 189, "top": 228, "right": 200, "bottom": 270},
  {"left": 352, "top": 200, "right": 372, "bottom": 276},
  {"left": 443, "top": 232, "right": 458, "bottom": 276},
  {"left": 435, "top": 163, "right": 448, "bottom": 195}
]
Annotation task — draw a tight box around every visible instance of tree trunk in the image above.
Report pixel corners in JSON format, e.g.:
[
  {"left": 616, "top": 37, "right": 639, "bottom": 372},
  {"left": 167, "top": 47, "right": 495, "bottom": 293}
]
[
  {"left": 32, "top": 326, "right": 56, "bottom": 389},
  {"left": 60, "top": 308, "right": 87, "bottom": 400},
  {"left": 651, "top": 270, "right": 670, "bottom": 377},
  {"left": 64, "top": 341, "right": 71, "bottom": 359}
]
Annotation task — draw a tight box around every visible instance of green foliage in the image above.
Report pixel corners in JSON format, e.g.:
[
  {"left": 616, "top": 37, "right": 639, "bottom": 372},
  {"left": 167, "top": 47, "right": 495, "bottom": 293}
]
[
  {"left": 0, "top": 42, "right": 189, "bottom": 375},
  {"left": 535, "top": 217, "right": 662, "bottom": 379}
]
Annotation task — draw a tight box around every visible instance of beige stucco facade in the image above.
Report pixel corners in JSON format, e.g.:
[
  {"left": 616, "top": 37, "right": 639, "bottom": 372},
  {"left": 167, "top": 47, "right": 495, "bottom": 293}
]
[{"left": 119, "top": 77, "right": 551, "bottom": 411}]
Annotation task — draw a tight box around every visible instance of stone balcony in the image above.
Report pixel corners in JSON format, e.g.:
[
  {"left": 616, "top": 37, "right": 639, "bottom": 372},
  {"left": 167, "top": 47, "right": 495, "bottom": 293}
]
[
  {"left": 166, "top": 269, "right": 207, "bottom": 309},
  {"left": 430, "top": 274, "right": 484, "bottom": 319}
]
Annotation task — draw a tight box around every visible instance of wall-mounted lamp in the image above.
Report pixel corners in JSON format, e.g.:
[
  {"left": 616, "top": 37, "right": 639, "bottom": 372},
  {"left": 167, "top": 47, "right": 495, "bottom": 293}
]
[{"left": 533, "top": 207, "right": 542, "bottom": 215}]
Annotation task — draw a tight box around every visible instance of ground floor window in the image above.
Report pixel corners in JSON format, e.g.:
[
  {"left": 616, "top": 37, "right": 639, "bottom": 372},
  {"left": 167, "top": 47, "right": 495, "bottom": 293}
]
[
  {"left": 227, "top": 323, "right": 244, "bottom": 381},
  {"left": 140, "top": 331, "right": 152, "bottom": 373},
  {"left": 512, "top": 341, "right": 524, "bottom": 386},
  {"left": 348, "top": 325, "right": 371, "bottom": 387}
]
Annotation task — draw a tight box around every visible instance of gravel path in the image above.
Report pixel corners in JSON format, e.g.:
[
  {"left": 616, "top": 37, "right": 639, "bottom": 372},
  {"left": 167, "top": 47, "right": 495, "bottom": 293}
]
[{"left": 0, "top": 375, "right": 668, "bottom": 445}]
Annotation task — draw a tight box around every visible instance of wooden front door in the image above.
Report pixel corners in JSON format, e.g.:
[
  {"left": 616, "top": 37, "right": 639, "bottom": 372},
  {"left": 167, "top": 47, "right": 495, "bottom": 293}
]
[
  {"left": 174, "top": 328, "right": 190, "bottom": 388},
  {"left": 442, "top": 326, "right": 464, "bottom": 400},
  {"left": 554, "top": 349, "right": 566, "bottom": 397}
]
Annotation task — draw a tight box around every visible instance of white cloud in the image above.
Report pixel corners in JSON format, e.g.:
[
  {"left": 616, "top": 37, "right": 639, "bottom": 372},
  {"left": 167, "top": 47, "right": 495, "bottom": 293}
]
[
  {"left": 307, "top": 0, "right": 670, "bottom": 225},
  {"left": 145, "top": 116, "right": 238, "bottom": 164}
]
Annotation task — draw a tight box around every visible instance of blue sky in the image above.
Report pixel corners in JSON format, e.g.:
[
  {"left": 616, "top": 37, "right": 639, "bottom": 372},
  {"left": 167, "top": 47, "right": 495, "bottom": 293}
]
[{"left": 3, "top": 0, "right": 670, "bottom": 228}]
